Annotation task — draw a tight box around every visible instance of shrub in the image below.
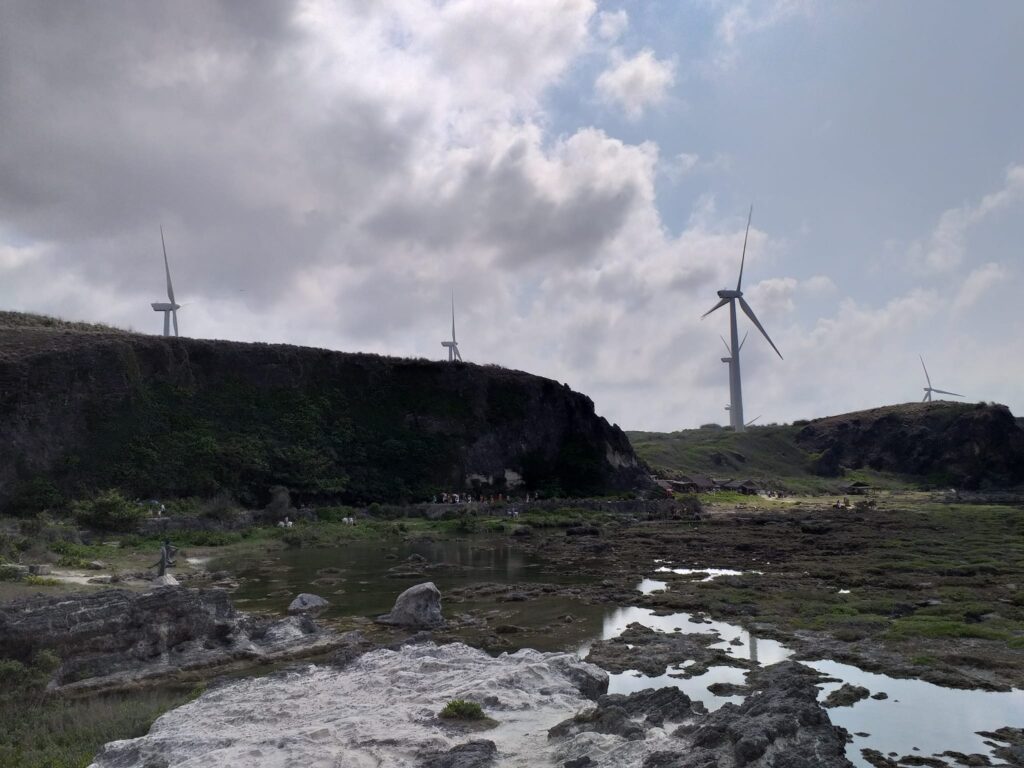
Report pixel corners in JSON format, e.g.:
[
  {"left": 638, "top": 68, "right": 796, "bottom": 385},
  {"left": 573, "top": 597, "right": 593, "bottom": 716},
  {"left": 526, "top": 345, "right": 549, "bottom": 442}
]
[
  {"left": 73, "top": 489, "right": 147, "bottom": 532},
  {"left": 439, "top": 700, "right": 486, "bottom": 720}
]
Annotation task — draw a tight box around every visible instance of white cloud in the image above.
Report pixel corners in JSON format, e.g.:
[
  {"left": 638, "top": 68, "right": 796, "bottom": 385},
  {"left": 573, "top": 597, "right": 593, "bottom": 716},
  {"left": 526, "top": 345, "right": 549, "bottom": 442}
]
[
  {"left": 595, "top": 48, "right": 676, "bottom": 120},
  {"left": 596, "top": 9, "right": 628, "bottom": 42},
  {"left": 952, "top": 262, "right": 1006, "bottom": 314},
  {"left": 712, "top": 0, "right": 815, "bottom": 69},
  {"left": 911, "top": 164, "right": 1024, "bottom": 272}
]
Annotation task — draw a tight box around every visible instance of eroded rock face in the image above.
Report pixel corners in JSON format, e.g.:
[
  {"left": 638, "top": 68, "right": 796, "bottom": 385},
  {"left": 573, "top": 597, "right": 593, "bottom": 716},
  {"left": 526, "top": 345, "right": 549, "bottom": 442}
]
[
  {"left": 378, "top": 581, "right": 445, "bottom": 629},
  {"left": 88, "top": 643, "right": 609, "bottom": 768},
  {"left": 0, "top": 588, "right": 344, "bottom": 693}
]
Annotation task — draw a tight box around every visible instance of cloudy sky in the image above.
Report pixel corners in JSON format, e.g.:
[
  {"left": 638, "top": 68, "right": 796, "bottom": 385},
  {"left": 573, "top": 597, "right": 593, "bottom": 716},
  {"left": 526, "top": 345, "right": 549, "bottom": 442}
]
[{"left": 1, "top": 1, "right": 1022, "bottom": 430}]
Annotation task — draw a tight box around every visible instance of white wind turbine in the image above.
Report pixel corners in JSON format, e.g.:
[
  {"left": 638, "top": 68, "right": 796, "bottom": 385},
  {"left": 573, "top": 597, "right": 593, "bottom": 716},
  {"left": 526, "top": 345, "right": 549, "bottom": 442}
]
[
  {"left": 441, "top": 292, "right": 462, "bottom": 362},
  {"left": 920, "top": 356, "right": 963, "bottom": 402},
  {"left": 702, "top": 206, "right": 783, "bottom": 432},
  {"left": 150, "top": 227, "right": 182, "bottom": 337}
]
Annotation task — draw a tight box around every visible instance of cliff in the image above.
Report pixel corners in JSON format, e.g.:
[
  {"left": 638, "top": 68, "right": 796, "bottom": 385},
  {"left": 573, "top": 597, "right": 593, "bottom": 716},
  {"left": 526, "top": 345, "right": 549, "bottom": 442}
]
[
  {"left": 795, "top": 401, "right": 1024, "bottom": 488},
  {"left": 0, "top": 313, "right": 645, "bottom": 511}
]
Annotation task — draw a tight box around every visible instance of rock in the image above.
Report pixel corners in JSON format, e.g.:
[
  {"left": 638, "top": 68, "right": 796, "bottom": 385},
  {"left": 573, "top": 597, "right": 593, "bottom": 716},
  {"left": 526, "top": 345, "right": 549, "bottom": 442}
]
[
  {"left": 377, "top": 582, "right": 445, "bottom": 629},
  {"left": 152, "top": 574, "right": 179, "bottom": 587},
  {"left": 86, "top": 561, "right": 106, "bottom": 570},
  {"left": 88, "top": 576, "right": 113, "bottom": 585},
  {"left": 707, "top": 682, "right": 751, "bottom": 697},
  {"left": 563, "top": 758, "right": 592, "bottom": 768},
  {"left": 871, "top": 691, "right": 888, "bottom": 700},
  {"left": 823, "top": 683, "right": 871, "bottom": 708},
  {"left": 288, "top": 593, "right": 329, "bottom": 615},
  {"left": 419, "top": 739, "right": 496, "bottom": 768},
  {"left": 565, "top": 525, "right": 600, "bottom": 537},
  {"left": 585, "top": 622, "right": 750, "bottom": 677},
  {"left": 549, "top": 705, "right": 646, "bottom": 741},
  {"left": 0, "top": 587, "right": 343, "bottom": 693},
  {"left": 89, "top": 642, "right": 607, "bottom": 768},
  {"left": 28, "top": 564, "right": 52, "bottom": 575}
]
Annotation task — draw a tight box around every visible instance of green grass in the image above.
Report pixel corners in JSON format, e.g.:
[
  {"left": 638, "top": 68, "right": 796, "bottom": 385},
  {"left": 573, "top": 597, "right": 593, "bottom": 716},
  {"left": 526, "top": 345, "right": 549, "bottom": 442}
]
[
  {"left": 627, "top": 425, "right": 920, "bottom": 494},
  {"left": 0, "top": 651, "right": 202, "bottom": 768},
  {"left": 439, "top": 700, "right": 486, "bottom": 720}
]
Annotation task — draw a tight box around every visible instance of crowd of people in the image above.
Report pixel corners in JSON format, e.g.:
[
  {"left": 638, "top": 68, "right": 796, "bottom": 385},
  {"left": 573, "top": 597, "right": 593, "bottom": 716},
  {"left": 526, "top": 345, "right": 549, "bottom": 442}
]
[{"left": 431, "top": 491, "right": 532, "bottom": 505}]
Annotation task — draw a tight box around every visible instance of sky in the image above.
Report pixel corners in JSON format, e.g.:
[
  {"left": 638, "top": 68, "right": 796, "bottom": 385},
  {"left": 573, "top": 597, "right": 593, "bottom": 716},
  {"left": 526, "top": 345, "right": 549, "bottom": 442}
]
[{"left": 1, "top": 1, "right": 1022, "bottom": 431}]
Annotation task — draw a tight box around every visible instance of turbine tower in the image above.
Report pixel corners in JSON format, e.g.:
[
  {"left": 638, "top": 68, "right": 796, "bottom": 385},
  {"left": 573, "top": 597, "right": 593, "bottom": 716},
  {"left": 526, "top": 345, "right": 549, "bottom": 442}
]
[
  {"left": 702, "top": 206, "right": 783, "bottom": 432},
  {"left": 441, "top": 292, "right": 462, "bottom": 362},
  {"left": 920, "top": 356, "right": 963, "bottom": 402},
  {"left": 150, "top": 227, "right": 181, "bottom": 337}
]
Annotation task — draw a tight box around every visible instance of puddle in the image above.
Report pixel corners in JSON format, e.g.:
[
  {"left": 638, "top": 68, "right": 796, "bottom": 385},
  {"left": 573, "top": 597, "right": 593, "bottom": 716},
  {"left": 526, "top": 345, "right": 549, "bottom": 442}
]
[
  {"left": 637, "top": 578, "right": 668, "bottom": 594},
  {"left": 595, "top": 587, "right": 1024, "bottom": 768},
  {"left": 654, "top": 567, "right": 750, "bottom": 581}
]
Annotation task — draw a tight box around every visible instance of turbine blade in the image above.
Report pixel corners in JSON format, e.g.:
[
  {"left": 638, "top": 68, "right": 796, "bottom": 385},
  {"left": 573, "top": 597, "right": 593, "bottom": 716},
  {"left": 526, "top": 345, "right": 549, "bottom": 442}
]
[
  {"left": 161, "top": 226, "right": 175, "bottom": 304},
  {"left": 720, "top": 335, "right": 731, "bottom": 355},
  {"left": 745, "top": 415, "right": 761, "bottom": 427},
  {"left": 702, "top": 297, "right": 729, "bottom": 319},
  {"left": 451, "top": 291, "right": 456, "bottom": 343},
  {"left": 931, "top": 389, "right": 963, "bottom": 397},
  {"left": 919, "top": 355, "right": 931, "bottom": 388},
  {"left": 739, "top": 331, "right": 749, "bottom": 351},
  {"left": 738, "top": 297, "right": 782, "bottom": 359},
  {"left": 922, "top": 393, "right": 929, "bottom": 402},
  {"left": 172, "top": 308, "right": 179, "bottom": 337},
  {"left": 737, "top": 204, "right": 752, "bottom": 291}
]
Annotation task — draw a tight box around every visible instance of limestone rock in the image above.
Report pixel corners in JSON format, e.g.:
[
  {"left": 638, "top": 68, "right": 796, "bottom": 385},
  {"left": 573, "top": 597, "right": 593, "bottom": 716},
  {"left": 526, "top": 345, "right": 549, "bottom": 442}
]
[
  {"left": 152, "top": 573, "right": 179, "bottom": 587},
  {"left": 288, "top": 593, "right": 329, "bottom": 615},
  {"left": 378, "top": 582, "right": 445, "bottom": 629},
  {"left": 419, "top": 739, "right": 497, "bottom": 768}
]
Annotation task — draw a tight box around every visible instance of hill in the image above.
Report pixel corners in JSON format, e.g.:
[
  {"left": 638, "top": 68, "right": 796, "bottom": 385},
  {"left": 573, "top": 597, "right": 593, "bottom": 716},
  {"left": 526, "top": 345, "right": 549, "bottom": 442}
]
[
  {"left": 0, "top": 313, "right": 645, "bottom": 512},
  {"left": 630, "top": 401, "right": 1024, "bottom": 492}
]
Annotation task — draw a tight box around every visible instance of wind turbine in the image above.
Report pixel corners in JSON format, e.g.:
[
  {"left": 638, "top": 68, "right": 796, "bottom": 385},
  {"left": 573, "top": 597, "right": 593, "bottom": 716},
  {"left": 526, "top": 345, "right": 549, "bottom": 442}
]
[
  {"left": 920, "top": 356, "right": 963, "bottom": 402},
  {"left": 150, "top": 227, "right": 181, "bottom": 337},
  {"left": 441, "top": 292, "right": 462, "bottom": 362},
  {"left": 702, "top": 206, "right": 782, "bottom": 432}
]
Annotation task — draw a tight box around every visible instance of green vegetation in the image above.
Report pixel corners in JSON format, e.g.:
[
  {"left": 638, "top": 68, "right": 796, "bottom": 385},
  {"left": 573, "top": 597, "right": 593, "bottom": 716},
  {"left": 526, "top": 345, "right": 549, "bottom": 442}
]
[
  {"left": 439, "top": 699, "right": 486, "bottom": 720},
  {"left": 0, "top": 650, "right": 201, "bottom": 768},
  {"left": 628, "top": 425, "right": 919, "bottom": 493},
  {"left": 71, "top": 489, "right": 147, "bottom": 532}
]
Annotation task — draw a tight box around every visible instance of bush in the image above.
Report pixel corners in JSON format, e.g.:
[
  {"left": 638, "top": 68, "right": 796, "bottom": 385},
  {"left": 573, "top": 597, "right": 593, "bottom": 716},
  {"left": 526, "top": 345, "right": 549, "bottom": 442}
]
[
  {"left": 73, "top": 489, "right": 147, "bottom": 532},
  {"left": 439, "top": 700, "right": 486, "bottom": 720}
]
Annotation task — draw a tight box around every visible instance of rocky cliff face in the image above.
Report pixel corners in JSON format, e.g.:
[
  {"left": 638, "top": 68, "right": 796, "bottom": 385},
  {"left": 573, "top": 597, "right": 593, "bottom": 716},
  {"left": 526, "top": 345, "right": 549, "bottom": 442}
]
[
  {"left": 796, "top": 402, "right": 1024, "bottom": 488},
  {"left": 0, "top": 313, "right": 645, "bottom": 510}
]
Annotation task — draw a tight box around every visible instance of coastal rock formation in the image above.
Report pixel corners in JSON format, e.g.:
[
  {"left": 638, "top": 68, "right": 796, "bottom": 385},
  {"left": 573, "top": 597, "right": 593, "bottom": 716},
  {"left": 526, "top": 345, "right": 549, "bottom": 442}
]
[
  {"left": 585, "top": 622, "right": 752, "bottom": 677},
  {"left": 0, "top": 587, "right": 344, "bottom": 693},
  {"left": 88, "top": 643, "right": 609, "bottom": 768},
  {"left": 796, "top": 402, "right": 1024, "bottom": 488},
  {"left": 0, "top": 312, "right": 647, "bottom": 511},
  {"left": 549, "top": 661, "right": 853, "bottom": 768},
  {"left": 378, "top": 581, "right": 445, "bottom": 629}
]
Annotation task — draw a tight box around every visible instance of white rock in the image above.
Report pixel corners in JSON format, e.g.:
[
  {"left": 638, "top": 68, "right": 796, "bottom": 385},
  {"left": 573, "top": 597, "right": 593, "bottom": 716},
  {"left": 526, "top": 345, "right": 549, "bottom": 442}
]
[{"left": 89, "top": 642, "right": 608, "bottom": 768}]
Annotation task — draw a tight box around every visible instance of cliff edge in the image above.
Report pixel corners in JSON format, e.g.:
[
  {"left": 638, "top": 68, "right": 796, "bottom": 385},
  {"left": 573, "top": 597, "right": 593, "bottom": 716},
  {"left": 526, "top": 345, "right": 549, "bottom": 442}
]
[{"left": 0, "top": 313, "right": 645, "bottom": 510}]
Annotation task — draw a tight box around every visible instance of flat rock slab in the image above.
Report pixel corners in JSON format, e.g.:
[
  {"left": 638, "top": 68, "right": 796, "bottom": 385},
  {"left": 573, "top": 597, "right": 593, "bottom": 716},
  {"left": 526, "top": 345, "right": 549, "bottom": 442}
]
[
  {"left": 288, "top": 593, "right": 328, "bottom": 615},
  {"left": 585, "top": 622, "right": 752, "bottom": 677},
  {"left": 88, "top": 643, "right": 608, "bottom": 768}
]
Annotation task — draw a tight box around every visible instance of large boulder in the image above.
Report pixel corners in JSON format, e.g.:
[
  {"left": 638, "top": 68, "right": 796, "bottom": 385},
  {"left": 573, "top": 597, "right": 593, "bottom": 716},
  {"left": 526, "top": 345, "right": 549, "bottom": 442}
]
[
  {"left": 377, "top": 582, "right": 445, "bottom": 629},
  {"left": 288, "top": 593, "right": 328, "bottom": 615}
]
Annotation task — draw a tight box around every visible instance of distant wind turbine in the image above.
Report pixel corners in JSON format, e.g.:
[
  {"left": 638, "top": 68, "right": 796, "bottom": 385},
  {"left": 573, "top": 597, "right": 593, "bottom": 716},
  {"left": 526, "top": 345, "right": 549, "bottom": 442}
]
[
  {"left": 702, "top": 206, "right": 782, "bottom": 432},
  {"left": 441, "top": 292, "right": 462, "bottom": 362},
  {"left": 920, "top": 356, "right": 963, "bottom": 402},
  {"left": 150, "top": 227, "right": 182, "bottom": 337}
]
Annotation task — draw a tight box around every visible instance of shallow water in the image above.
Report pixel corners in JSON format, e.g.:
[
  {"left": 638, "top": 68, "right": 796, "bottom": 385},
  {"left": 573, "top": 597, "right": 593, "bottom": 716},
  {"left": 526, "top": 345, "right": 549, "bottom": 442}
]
[{"left": 214, "top": 538, "right": 1023, "bottom": 766}]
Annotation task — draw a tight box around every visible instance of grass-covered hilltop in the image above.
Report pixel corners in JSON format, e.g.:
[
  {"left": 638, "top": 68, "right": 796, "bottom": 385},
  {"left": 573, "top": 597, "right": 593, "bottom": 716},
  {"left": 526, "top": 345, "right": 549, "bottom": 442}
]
[
  {"left": 630, "top": 400, "right": 1024, "bottom": 494},
  {"left": 0, "top": 312, "right": 645, "bottom": 515}
]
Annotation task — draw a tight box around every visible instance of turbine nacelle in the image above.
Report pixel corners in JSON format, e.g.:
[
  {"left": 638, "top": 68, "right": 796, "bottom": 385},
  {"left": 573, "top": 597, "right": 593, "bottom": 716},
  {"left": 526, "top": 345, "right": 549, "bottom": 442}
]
[
  {"left": 150, "top": 302, "right": 180, "bottom": 312},
  {"left": 717, "top": 289, "right": 742, "bottom": 299}
]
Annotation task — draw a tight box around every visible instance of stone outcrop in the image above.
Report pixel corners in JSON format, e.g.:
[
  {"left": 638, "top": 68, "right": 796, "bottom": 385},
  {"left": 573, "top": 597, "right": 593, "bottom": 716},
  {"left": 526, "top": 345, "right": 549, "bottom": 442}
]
[
  {"left": 585, "top": 621, "right": 752, "bottom": 677},
  {"left": 0, "top": 587, "right": 345, "bottom": 693},
  {"left": 549, "top": 661, "right": 853, "bottom": 768},
  {"left": 0, "top": 312, "right": 647, "bottom": 511},
  {"left": 796, "top": 402, "right": 1024, "bottom": 488},
  {"left": 288, "top": 592, "right": 329, "bottom": 615},
  {"left": 88, "top": 643, "right": 608, "bottom": 768},
  {"left": 378, "top": 581, "right": 445, "bottom": 629}
]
